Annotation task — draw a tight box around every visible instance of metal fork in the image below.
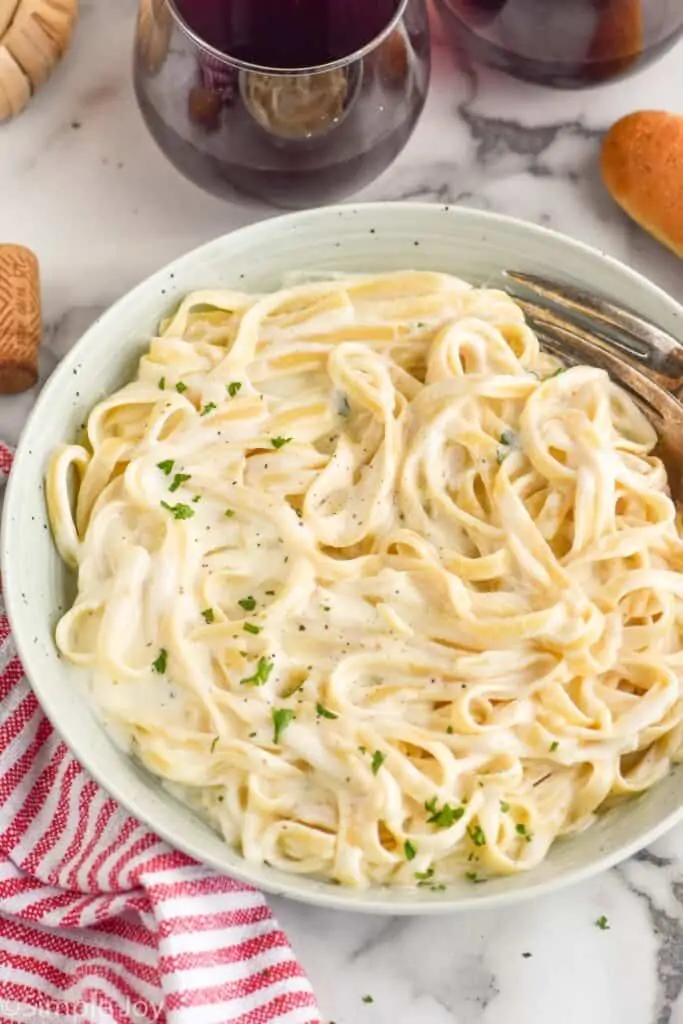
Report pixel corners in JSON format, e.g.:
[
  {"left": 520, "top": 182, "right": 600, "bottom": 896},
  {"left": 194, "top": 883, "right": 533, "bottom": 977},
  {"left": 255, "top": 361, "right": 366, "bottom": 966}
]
[{"left": 502, "top": 271, "right": 683, "bottom": 503}]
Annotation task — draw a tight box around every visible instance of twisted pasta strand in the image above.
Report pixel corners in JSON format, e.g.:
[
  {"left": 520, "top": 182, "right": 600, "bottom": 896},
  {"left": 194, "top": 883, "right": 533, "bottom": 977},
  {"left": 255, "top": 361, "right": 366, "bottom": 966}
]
[{"left": 47, "top": 272, "right": 683, "bottom": 888}]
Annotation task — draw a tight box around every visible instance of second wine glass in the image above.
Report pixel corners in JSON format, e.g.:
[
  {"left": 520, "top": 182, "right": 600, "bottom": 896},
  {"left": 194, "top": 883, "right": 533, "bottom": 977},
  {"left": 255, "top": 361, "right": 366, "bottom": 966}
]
[{"left": 134, "top": 0, "right": 431, "bottom": 209}]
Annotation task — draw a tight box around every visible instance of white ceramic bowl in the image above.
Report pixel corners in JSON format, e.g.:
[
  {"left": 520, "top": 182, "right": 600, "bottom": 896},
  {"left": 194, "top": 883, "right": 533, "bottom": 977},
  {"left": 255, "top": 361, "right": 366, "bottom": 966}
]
[{"left": 5, "top": 203, "right": 683, "bottom": 915}]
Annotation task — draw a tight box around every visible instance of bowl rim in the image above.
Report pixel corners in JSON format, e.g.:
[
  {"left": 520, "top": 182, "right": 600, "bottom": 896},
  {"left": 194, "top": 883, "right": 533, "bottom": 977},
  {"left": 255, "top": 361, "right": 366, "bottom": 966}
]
[{"left": 5, "top": 201, "right": 683, "bottom": 915}]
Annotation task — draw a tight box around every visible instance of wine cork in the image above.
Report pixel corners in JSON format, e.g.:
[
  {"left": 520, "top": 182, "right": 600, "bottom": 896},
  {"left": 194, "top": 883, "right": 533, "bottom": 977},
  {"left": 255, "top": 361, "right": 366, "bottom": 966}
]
[{"left": 0, "top": 244, "right": 41, "bottom": 394}]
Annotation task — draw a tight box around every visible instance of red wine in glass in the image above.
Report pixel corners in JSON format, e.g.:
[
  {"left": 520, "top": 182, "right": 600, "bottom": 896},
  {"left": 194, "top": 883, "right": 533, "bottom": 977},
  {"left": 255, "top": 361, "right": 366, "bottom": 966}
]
[
  {"left": 435, "top": 0, "right": 683, "bottom": 88},
  {"left": 134, "top": 0, "right": 430, "bottom": 208},
  {"left": 174, "top": 0, "right": 404, "bottom": 68}
]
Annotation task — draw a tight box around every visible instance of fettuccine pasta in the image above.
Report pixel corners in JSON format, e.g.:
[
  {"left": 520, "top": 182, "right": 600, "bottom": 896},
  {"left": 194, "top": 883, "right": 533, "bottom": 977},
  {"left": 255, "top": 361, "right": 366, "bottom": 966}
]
[{"left": 46, "top": 271, "right": 683, "bottom": 888}]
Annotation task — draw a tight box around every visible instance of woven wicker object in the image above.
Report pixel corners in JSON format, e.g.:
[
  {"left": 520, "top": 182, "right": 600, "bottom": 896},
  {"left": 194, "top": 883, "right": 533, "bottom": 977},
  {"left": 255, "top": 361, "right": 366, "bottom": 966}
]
[{"left": 0, "top": 0, "right": 78, "bottom": 120}]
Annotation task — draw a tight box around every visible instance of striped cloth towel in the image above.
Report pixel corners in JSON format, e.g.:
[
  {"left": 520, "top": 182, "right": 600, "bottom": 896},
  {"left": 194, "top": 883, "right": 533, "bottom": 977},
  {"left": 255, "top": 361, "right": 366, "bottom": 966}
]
[{"left": 0, "top": 443, "right": 321, "bottom": 1024}]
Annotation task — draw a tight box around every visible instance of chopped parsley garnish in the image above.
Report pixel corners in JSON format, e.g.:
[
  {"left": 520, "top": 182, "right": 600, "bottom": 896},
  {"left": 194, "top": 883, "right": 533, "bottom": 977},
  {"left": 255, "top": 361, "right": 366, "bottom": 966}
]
[
  {"left": 427, "top": 801, "right": 465, "bottom": 829},
  {"left": 200, "top": 402, "right": 216, "bottom": 416},
  {"left": 157, "top": 459, "right": 175, "bottom": 475},
  {"left": 224, "top": 509, "right": 235, "bottom": 518},
  {"left": 210, "top": 736, "right": 219, "bottom": 753},
  {"left": 516, "top": 823, "right": 531, "bottom": 840},
  {"left": 158, "top": 376, "right": 166, "bottom": 390},
  {"left": 192, "top": 495, "right": 201, "bottom": 503},
  {"left": 547, "top": 366, "right": 567, "bottom": 379},
  {"left": 362, "top": 996, "right": 374, "bottom": 1005},
  {"left": 358, "top": 745, "right": 367, "bottom": 755},
  {"left": 446, "top": 725, "right": 454, "bottom": 734},
  {"left": 500, "top": 801, "right": 510, "bottom": 813},
  {"left": 500, "top": 429, "right": 516, "bottom": 446},
  {"left": 238, "top": 596, "right": 257, "bottom": 612},
  {"left": 272, "top": 708, "right": 295, "bottom": 744},
  {"left": 169, "top": 472, "right": 191, "bottom": 493},
  {"left": 201, "top": 608, "right": 215, "bottom": 624},
  {"left": 465, "top": 871, "right": 484, "bottom": 883},
  {"left": 271, "top": 436, "right": 292, "bottom": 449},
  {"left": 550, "top": 741, "right": 559, "bottom": 752},
  {"left": 152, "top": 649, "right": 168, "bottom": 674},
  {"left": 468, "top": 825, "right": 486, "bottom": 847},
  {"left": 161, "top": 501, "right": 195, "bottom": 520},
  {"left": 226, "top": 381, "right": 242, "bottom": 398},
  {"left": 240, "top": 657, "right": 273, "bottom": 687},
  {"left": 322, "top": 605, "right": 331, "bottom": 612},
  {"left": 243, "top": 623, "right": 261, "bottom": 635},
  {"left": 496, "top": 447, "right": 508, "bottom": 465},
  {"left": 316, "top": 704, "right": 338, "bottom": 720},
  {"left": 404, "top": 840, "right": 417, "bottom": 861},
  {"left": 371, "top": 751, "right": 386, "bottom": 775},
  {"left": 265, "top": 590, "right": 276, "bottom": 596},
  {"left": 175, "top": 381, "right": 188, "bottom": 393},
  {"left": 415, "top": 868, "right": 434, "bottom": 884},
  {"left": 595, "top": 915, "right": 610, "bottom": 930}
]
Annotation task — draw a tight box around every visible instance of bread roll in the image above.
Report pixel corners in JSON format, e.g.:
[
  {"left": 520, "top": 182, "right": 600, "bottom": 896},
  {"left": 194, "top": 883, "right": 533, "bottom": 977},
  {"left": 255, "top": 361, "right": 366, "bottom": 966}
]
[{"left": 601, "top": 111, "right": 683, "bottom": 258}]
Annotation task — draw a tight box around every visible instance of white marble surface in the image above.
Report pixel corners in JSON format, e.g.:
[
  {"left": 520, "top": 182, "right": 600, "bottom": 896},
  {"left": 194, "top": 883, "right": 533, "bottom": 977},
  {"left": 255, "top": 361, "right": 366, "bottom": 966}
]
[{"left": 3, "top": 2, "right": 683, "bottom": 1022}]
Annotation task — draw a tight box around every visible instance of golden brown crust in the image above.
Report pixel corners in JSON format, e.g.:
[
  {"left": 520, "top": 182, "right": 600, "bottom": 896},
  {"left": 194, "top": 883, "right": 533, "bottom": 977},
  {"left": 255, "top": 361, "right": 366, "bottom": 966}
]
[
  {"left": 601, "top": 111, "right": 683, "bottom": 258},
  {"left": 0, "top": 244, "right": 41, "bottom": 395}
]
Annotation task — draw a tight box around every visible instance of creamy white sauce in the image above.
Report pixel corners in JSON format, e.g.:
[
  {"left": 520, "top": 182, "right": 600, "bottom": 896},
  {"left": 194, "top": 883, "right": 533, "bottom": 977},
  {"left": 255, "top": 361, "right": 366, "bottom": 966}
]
[{"left": 46, "top": 272, "right": 683, "bottom": 888}]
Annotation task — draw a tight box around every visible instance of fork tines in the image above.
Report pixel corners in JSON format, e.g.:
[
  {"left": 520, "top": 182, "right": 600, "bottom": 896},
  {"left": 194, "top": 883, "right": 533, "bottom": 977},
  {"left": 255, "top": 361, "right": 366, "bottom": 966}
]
[{"left": 503, "top": 270, "right": 683, "bottom": 395}]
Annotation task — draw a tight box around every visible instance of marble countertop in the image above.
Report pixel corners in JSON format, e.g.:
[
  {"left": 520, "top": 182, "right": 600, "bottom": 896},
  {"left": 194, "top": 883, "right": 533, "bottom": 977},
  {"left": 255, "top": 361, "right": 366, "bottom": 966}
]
[{"left": 3, "top": 2, "right": 683, "bottom": 1022}]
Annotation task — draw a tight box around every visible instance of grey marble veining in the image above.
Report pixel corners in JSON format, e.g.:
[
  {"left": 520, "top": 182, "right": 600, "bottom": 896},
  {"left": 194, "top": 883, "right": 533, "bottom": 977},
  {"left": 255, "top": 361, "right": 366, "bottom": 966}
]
[{"left": 3, "top": 3, "right": 683, "bottom": 1022}]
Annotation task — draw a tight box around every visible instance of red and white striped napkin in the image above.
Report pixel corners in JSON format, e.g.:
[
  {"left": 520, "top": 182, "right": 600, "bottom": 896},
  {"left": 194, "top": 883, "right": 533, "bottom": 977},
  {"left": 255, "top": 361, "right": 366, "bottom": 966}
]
[{"left": 0, "top": 444, "right": 321, "bottom": 1024}]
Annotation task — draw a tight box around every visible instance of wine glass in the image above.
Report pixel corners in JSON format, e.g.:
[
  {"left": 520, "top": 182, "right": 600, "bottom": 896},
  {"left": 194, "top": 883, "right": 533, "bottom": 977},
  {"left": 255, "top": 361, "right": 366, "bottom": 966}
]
[
  {"left": 435, "top": 0, "right": 683, "bottom": 88},
  {"left": 134, "top": 0, "right": 431, "bottom": 209}
]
